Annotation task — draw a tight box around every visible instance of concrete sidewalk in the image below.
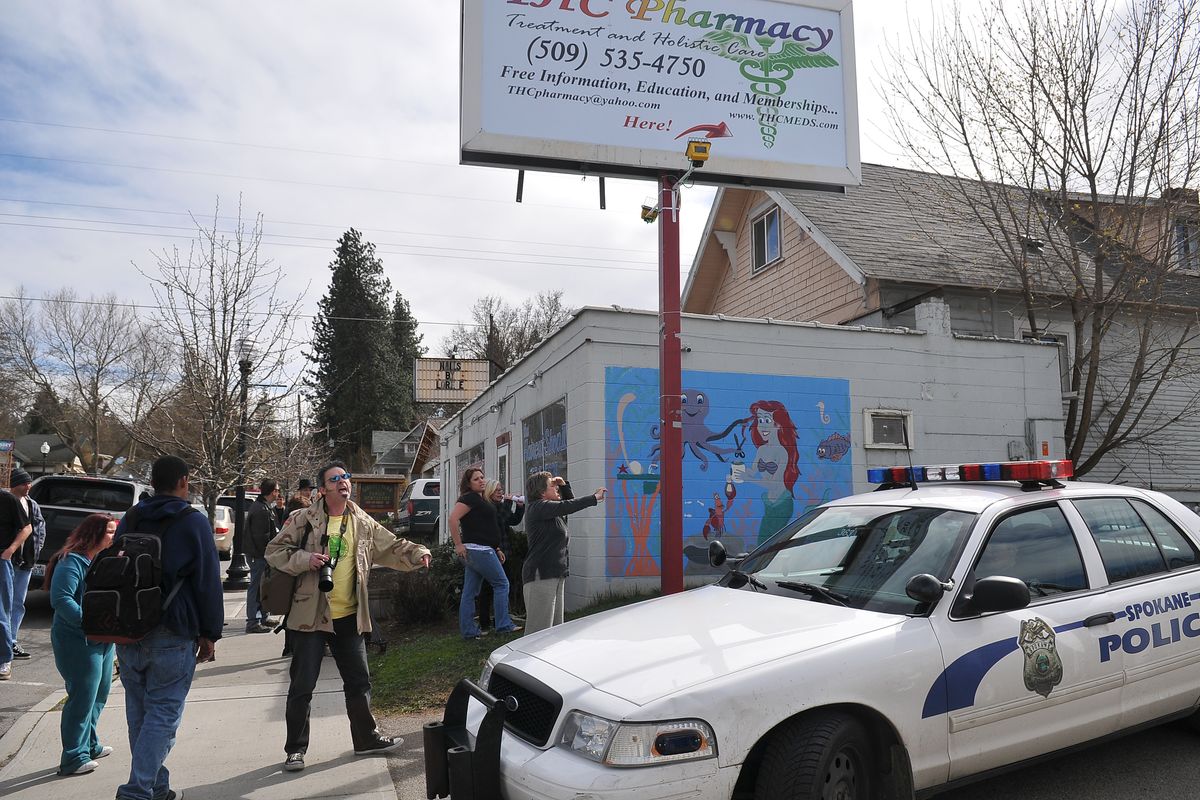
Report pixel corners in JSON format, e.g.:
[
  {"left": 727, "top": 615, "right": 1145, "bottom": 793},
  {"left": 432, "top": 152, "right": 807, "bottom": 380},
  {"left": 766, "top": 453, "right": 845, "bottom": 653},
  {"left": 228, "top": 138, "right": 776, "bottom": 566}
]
[{"left": 0, "top": 595, "right": 411, "bottom": 800}]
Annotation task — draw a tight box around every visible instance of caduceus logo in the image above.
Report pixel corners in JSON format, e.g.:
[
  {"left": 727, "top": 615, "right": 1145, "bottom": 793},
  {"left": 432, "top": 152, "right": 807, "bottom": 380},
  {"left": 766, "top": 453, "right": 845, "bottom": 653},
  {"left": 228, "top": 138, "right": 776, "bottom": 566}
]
[
  {"left": 1019, "top": 617, "right": 1064, "bottom": 698},
  {"left": 702, "top": 29, "right": 838, "bottom": 150}
]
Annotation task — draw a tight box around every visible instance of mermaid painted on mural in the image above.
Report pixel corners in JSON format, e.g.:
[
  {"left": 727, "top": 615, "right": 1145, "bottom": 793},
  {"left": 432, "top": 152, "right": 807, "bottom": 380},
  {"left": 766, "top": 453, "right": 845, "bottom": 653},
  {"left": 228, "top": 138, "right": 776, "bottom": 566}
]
[{"left": 736, "top": 400, "right": 801, "bottom": 547}]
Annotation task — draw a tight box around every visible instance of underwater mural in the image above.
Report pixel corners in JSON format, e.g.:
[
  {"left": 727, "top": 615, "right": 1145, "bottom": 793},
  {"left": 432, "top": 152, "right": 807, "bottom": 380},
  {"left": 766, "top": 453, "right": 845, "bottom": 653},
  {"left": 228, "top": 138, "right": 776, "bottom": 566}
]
[{"left": 605, "top": 367, "right": 852, "bottom": 578}]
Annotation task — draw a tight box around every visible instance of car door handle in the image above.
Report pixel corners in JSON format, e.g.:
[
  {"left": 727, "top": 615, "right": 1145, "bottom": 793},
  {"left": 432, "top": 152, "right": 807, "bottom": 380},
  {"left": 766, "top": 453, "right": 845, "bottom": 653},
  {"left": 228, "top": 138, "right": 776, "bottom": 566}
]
[{"left": 1084, "top": 612, "right": 1116, "bottom": 627}]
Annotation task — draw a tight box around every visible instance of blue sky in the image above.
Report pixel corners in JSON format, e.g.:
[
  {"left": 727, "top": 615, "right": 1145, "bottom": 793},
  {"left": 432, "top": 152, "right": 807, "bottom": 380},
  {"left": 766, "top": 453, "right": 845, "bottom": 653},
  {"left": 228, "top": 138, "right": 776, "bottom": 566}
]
[{"left": 0, "top": 0, "right": 966, "bottom": 350}]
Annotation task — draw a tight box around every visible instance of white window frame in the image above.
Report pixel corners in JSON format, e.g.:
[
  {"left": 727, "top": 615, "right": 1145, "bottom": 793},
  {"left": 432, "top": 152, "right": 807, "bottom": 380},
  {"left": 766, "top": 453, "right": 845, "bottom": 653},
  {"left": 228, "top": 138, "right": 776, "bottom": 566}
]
[
  {"left": 1174, "top": 217, "right": 1200, "bottom": 274},
  {"left": 751, "top": 205, "right": 783, "bottom": 274},
  {"left": 863, "top": 409, "right": 914, "bottom": 449},
  {"left": 1018, "top": 323, "right": 1074, "bottom": 397}
]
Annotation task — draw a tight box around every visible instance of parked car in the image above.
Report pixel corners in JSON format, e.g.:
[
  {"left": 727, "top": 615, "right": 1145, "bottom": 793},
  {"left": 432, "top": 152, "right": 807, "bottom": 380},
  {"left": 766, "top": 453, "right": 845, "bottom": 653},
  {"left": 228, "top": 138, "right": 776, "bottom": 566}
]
[
  {"left": 395, "top": 478, "right": 440, "bottom": 541},
  {"left": 27, "top": 475, "right": 153, "bottom": 590},
  {"left": 192, "top": 502, "right": 234, "bottom": 560},
  {"left": 435, "top": 459, "right": 1200, "bottom": 800}
]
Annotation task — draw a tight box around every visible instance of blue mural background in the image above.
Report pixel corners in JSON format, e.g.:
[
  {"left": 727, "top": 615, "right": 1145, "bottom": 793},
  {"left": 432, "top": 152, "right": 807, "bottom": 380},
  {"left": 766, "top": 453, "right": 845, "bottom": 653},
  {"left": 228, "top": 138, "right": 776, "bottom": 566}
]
[{"left": 604, "top": 367, "right": 853, "bottom": 578}]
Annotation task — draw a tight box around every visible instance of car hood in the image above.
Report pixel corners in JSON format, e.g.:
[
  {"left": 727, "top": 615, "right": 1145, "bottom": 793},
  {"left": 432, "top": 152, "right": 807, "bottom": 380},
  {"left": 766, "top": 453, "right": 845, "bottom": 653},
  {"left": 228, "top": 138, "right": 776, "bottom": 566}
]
[{"left": 506, "top": 585, "right": 904, "bottom": 706}]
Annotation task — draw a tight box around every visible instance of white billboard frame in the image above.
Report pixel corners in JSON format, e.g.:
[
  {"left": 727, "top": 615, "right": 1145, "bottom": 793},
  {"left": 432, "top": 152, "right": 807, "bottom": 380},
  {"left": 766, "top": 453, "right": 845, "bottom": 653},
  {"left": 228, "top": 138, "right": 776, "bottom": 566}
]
[{"left": 461, "top": 0, "right": 860, "bottom": 191}]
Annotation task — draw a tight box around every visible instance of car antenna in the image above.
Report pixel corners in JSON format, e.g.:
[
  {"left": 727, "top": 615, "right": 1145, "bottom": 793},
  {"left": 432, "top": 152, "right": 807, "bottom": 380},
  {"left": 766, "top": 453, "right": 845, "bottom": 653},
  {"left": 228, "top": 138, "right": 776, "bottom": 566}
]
[{"left": 902, "top": 419, "right": 918, "bottom": 491}]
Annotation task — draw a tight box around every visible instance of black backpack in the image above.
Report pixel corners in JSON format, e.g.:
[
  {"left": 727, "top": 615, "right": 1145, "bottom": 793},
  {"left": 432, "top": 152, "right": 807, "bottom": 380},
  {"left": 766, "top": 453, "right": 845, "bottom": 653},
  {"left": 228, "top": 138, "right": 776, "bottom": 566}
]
[{"left": 82, "top": 504, "right": 199, "bottom": 644}]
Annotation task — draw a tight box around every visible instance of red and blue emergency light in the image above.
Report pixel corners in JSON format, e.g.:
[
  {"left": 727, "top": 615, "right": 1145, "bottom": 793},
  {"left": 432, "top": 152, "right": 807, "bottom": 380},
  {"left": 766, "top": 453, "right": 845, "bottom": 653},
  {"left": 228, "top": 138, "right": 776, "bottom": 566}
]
[{"left": 867, "top": 460, "right": 1074, "bottom": 485}]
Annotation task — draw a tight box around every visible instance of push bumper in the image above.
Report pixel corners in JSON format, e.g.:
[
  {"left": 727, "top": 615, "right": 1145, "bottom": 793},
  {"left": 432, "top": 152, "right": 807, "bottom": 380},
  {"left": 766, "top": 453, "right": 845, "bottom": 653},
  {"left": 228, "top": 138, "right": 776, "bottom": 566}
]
[{"left": 424, "top": 678, "right": 516, "bottom": 800}]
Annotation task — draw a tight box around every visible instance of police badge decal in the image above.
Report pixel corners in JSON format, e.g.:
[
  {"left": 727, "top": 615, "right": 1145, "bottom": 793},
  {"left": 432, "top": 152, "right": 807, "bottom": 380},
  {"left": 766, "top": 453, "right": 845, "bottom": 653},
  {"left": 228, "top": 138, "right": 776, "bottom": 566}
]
[{"left": 1019, "top": 618, "right": 1064, "bottom": 698}]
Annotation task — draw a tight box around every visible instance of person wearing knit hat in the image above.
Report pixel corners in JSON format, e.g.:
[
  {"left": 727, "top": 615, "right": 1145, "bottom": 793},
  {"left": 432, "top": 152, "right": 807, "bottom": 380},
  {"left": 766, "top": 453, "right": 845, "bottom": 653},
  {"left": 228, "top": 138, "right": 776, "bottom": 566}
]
[
  {"left": 1, "top": 468, "right": 38, "bottom": 679},
  {"left": 7, "top": 470, "right": 45, "bottom": 665}
]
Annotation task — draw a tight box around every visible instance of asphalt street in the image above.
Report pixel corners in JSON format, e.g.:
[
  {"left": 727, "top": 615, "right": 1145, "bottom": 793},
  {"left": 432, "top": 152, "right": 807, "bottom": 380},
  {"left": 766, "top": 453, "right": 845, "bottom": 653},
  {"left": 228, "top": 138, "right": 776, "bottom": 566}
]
[{"left": 0, "top": 591, "right": 57, "bottom": 744}]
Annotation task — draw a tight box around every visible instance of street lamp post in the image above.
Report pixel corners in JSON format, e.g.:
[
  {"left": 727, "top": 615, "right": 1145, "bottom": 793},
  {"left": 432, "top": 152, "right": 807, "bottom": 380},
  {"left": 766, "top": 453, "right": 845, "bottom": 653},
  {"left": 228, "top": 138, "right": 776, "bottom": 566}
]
[
  {"left": 40, "top": 441, "right": 50, "bottom": 476},
  {"left": 223, "top": 339, "right": 253, "bottom": 590}
]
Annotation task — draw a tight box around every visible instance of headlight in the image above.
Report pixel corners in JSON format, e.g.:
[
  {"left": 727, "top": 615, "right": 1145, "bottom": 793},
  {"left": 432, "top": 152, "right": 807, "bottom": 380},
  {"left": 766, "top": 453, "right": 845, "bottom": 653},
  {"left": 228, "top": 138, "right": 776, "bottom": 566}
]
[
  {"left": 559, "top": 711, "right": 717, "bottom": 767},
  {"left": 479, "top": 659, "right": 495, "bottom": 690}
]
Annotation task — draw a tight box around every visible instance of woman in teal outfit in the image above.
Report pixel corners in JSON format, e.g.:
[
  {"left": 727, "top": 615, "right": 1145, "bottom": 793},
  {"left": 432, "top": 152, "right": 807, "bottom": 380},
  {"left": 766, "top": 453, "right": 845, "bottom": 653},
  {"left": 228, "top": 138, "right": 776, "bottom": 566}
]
[{"left": 45, "top": 513, "right": 117, "bottom": 776}]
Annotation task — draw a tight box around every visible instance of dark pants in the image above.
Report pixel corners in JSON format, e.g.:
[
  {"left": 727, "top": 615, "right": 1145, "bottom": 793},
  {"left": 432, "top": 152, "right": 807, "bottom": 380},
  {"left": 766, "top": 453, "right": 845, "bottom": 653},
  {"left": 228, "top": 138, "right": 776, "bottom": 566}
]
[{"left": 284, "top": 615, "right": 380, "bottom": 753}]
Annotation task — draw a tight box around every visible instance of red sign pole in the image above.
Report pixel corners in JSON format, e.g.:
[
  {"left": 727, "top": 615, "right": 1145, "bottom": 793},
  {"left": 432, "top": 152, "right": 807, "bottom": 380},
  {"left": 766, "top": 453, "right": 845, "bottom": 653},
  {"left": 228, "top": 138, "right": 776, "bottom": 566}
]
[{"left": 658, "top": 173, "right": 683, "bottom": 595}]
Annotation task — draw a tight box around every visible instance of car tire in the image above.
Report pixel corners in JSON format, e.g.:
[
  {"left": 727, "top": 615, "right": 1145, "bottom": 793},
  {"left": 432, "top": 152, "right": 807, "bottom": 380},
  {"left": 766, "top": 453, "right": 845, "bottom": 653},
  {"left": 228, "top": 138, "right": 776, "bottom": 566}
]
[{"left": 755, "top": 712, "right": 874, "bottom": 800}]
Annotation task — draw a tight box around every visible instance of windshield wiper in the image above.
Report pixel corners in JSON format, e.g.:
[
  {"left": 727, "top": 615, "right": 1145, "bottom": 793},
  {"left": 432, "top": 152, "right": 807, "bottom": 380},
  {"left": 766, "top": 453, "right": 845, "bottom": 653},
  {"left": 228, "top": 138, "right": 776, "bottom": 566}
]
[
  {"left": 729, "top": 569, "right": 769, "bottom": 592},
  {"left": 775, "top": 580, "right": 849, "bottom": 606}
]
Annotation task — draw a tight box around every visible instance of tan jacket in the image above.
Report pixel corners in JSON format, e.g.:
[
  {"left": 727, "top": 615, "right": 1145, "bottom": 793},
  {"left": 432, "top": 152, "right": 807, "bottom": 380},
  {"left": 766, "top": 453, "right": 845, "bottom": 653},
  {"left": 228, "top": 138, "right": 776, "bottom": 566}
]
[{"left": 265, "top": 498, "right": 430, "bottom": 634}]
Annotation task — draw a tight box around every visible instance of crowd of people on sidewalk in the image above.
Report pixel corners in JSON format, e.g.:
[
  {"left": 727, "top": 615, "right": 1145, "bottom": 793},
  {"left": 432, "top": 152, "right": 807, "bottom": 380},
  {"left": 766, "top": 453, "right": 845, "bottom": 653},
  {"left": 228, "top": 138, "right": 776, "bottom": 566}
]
[{"left": 2, "top": 452, "right": 608, "bottom": 795}]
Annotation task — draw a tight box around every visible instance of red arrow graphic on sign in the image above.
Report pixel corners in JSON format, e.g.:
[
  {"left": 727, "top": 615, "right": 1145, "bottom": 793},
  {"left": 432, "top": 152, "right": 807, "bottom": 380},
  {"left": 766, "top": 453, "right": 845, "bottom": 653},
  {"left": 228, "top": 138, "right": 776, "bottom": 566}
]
[{"left": 674, "top": 122, "right": 733, "bottom": 139}]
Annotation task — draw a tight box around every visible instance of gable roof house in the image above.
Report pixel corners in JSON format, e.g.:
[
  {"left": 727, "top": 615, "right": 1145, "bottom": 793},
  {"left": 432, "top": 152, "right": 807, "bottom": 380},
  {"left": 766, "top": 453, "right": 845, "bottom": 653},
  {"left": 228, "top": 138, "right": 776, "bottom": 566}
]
[{"left": 683, "top": 163, "right": 1200, "bottom": 501}]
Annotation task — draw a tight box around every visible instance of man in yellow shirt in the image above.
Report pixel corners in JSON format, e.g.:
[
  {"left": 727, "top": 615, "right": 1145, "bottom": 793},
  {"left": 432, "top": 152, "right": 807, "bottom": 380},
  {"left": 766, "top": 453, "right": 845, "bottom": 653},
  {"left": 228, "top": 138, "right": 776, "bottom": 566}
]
[{"left": 265, "top": 461, "right": 431, "bottom": 772}]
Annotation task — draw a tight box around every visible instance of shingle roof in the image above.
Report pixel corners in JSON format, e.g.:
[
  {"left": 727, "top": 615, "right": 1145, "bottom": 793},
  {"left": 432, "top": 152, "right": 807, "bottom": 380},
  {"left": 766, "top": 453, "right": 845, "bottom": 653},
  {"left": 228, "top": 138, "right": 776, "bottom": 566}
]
[{"left": 777, "top": 163, "right": 1094, "bottom": 295}]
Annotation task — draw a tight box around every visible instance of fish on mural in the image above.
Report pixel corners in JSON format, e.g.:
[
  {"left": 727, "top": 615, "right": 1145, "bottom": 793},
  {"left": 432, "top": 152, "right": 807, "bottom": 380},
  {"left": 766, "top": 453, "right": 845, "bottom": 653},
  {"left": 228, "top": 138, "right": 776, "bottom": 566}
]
[{"left": 816, "top": 432, "right": 851, "bottom": 462}]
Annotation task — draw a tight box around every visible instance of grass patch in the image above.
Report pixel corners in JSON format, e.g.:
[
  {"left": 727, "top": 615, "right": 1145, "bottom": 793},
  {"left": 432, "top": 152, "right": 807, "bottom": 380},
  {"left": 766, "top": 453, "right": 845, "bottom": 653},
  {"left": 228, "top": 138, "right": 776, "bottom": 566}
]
[{"left": 368, "top": 586, "right": 662, "bottom": 713}]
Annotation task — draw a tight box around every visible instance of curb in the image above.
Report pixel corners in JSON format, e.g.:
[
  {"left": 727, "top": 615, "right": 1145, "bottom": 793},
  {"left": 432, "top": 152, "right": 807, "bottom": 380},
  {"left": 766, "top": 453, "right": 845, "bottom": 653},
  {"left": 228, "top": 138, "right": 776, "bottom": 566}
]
[{"left": 0, "top": 689, "right": 65, "bottom": 773}]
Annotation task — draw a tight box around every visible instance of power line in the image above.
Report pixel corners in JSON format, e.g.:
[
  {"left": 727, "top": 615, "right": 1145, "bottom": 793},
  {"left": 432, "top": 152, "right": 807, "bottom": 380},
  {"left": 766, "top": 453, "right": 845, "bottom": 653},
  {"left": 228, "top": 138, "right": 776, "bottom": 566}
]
[
  {"left": 0, "top": 292, "right": 483, "bottom": 327},
  {"left": 0, "top": 116, "right": 451, "bottom": 168},
  {"left": 0, "top": 151, "right": 609, "bottom": 210},
  {"left": 0, "top": 211, "right": 658, "bottom": 266},
  {"left": 0, "top": 220, "right": 663, "bottom": 273},
  {"left": 0, "top": 196, "right": 660, "bottom": 255}
]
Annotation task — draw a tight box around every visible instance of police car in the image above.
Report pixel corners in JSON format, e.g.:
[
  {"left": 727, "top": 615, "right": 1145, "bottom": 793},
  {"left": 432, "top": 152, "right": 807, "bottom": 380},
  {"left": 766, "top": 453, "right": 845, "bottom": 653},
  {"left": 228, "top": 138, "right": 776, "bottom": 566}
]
[{"left": 424, "top": 460, "right": 1200, "bottom": 800}]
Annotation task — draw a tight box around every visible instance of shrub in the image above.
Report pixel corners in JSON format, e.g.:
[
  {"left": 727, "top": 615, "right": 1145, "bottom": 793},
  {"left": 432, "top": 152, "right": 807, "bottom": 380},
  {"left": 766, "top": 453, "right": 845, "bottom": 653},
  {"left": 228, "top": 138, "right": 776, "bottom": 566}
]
[{"left": 386, "top": 569, "right": 448, "bottom": 625}]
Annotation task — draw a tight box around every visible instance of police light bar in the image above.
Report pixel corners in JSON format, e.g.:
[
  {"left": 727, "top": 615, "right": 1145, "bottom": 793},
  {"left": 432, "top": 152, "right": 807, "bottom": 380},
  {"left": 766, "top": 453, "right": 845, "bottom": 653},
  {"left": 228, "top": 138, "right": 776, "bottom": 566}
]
[{"left": 867, "top": 460, "right": 1074, "bottom": 485}]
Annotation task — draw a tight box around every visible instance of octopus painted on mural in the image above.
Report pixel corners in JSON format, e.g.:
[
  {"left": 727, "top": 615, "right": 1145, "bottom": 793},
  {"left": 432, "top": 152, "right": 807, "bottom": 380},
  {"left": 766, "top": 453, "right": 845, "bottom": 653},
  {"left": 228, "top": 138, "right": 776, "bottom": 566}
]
[{"left": 648, "top": 389, "right": 740, "bottom": 470}]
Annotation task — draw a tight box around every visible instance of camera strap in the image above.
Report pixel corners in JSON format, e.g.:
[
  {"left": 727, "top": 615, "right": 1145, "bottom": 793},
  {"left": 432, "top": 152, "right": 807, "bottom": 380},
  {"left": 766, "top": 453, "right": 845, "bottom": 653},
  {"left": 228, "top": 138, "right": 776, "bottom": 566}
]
[{"left": 324, "top": 508, "right": 350, "bottom": 570}]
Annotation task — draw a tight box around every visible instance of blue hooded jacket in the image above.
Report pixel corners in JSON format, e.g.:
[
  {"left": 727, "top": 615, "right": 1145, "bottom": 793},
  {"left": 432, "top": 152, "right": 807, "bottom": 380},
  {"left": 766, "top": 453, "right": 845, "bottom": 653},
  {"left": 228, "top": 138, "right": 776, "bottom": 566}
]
[{"left": 115, "top": 494, "right": 225, "bottom": 641}]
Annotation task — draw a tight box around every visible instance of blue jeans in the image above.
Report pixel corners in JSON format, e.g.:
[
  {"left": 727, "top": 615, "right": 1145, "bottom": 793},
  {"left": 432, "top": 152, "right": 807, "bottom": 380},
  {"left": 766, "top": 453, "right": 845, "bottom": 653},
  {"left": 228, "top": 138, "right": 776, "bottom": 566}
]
[
  {"left": 115, "top": 627, "right": 196, "bottom": 800},
  {"left": 459, "top": 549, "right": 514, "bottom": 638},
  {"left": 0, "top": 559, "right": 14, "bottom": 664},
  {"left": 246, "top": 557, "right": 268, "bottom": 627},
  {"left": 11, "top": 566, "right": 31, "bottom": 649}
]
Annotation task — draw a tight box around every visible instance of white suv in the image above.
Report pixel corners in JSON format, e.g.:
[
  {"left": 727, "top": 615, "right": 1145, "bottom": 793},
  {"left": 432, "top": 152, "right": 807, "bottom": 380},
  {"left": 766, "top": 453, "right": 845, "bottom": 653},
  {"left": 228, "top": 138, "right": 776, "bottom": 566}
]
[{"left": 427, "top": 460, "right": 1200, "bottom": 800}]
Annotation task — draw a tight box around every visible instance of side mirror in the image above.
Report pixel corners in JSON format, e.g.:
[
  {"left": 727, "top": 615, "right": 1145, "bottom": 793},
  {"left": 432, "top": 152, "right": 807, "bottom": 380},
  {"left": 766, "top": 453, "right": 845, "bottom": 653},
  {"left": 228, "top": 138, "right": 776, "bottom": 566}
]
[
  {"left": 971, "top": 576, "right": 1032, "bottom": 614},
  {"left": 708, "top": 540, "right": 727, "bottom": 567},
  {"left": 905, "top": 574, "right": 949, "bottom": 604}
]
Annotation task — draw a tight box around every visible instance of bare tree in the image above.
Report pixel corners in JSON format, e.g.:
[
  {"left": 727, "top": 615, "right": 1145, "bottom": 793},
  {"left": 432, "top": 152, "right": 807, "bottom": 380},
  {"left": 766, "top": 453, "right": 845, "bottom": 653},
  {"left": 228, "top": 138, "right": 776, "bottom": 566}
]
[
  {"left": 132, "top": 200, "right": 311, "bottom": 506},
  {"left": 0, "top": 287, "right": 171, "bottom": 473},
  {"left": 884, "top": 0, "right": 1200, "bottom": 475},
  {"left": 441, "top": 290, "right": 573, "bottom": 377}
]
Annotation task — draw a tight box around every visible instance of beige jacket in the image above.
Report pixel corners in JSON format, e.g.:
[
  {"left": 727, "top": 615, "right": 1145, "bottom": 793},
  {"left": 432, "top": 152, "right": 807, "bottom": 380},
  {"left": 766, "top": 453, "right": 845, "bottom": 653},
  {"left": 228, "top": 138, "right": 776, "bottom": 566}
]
[{"left": 264, "top": 498, "right": 430, "bottom": 635}]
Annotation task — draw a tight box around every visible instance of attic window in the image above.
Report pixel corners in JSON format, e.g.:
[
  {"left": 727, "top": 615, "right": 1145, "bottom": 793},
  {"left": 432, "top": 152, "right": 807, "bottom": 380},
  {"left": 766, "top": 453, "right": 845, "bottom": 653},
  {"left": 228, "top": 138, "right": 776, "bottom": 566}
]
[{"left": 752, "top": 207, "right": 783, "bottom": 273}]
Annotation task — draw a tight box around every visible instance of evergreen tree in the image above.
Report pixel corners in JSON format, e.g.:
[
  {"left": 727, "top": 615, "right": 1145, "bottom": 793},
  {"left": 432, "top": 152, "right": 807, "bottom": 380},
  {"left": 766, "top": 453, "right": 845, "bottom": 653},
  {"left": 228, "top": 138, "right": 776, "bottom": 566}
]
[
  {"left": 390, "top": 291, "right": 425, "bottom": 431},
  {"left": 308, "top": 229, "right": 400, "bottom": 469}
]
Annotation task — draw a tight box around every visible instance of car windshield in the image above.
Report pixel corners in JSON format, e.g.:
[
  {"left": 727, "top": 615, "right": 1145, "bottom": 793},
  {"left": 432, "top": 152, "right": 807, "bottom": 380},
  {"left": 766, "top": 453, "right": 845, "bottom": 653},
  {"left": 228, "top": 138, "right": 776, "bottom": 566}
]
[{"left": 722, "top": 505, "right": 977, "bottom": 615}]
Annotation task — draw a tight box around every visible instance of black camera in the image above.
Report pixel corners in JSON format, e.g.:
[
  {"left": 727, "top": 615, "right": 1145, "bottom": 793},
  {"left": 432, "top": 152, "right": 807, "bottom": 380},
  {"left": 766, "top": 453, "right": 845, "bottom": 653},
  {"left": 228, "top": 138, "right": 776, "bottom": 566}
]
[{"left": 318, "top": 562, "right": 334, "bottom": 593}]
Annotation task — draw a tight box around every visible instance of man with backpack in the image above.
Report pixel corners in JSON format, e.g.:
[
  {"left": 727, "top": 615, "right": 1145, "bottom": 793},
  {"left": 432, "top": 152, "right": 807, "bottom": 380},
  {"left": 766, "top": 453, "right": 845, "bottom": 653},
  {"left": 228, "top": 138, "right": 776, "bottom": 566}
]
[{"left": 112, "top": 455, "right": 223, "bottom": 800}]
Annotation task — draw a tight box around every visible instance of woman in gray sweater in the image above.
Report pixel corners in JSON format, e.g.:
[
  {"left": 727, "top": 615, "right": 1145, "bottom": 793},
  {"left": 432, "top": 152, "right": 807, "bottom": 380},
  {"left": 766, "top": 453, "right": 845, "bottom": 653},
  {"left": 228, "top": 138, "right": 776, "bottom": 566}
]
[{"left": 521, "top": 472, "right": 607, "bottom": 634}]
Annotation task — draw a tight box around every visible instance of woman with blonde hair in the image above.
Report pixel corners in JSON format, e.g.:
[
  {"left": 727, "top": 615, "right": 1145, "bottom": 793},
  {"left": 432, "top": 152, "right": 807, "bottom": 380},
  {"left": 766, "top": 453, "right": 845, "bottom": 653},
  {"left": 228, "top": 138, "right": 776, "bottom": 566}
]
[{"left": 477, "top": 479, "right": 524, "bottom": 630}]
